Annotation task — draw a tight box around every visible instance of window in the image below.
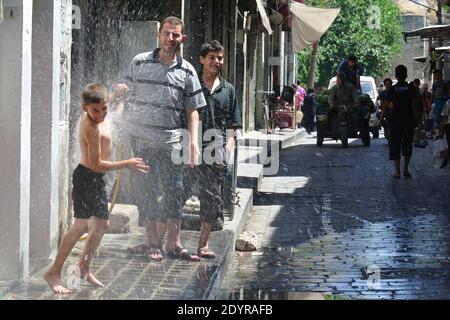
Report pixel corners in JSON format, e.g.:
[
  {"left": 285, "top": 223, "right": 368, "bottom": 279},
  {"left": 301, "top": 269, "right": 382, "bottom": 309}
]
[{"left": 360, "top": 81, "right": 375, "bottom": 99}]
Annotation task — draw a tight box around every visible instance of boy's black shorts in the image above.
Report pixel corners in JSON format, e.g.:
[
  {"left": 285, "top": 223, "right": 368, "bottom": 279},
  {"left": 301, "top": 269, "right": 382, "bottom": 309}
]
[{"left": 72, "top": 164, "right": 108, "bottom": 220}]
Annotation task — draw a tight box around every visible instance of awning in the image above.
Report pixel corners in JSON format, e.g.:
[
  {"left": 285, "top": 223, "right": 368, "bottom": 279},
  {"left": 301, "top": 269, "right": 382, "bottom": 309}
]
[
  {"left": 290, "top": 2, "right": 340, "bottom": 52},
  {"left": 255, "top": 0, "right": 273, "bottom": 35},
  {"left": 435, "top": 46, "right": 450, "bottom": 52},
  {"left": 403, "top": 25, "right": 450, "bottom": 41},
  {"left": 413, "top": 56, "right": 427, "bottom": 63}
]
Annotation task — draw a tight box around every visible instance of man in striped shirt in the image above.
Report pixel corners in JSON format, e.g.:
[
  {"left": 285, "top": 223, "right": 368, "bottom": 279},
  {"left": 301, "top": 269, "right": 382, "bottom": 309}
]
[{"left": 125, "top": 17, "right": 206, "bottom": 261}]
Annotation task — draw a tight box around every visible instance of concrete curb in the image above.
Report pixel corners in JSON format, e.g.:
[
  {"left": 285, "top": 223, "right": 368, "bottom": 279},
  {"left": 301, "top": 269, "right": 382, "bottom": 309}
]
[
  {"left": 204, "top": 129, "right": 308, "bottom": 299},
  {"left": 237, "top": 163, "right": 264, "bottom": 192},
  {"left": 206, "top": 188, "right": 253, "bottom": 299}
]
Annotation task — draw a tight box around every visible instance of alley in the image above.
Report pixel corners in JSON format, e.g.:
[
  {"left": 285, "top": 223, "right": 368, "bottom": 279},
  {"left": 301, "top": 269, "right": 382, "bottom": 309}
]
[{"left": 220, "top": 134, "right": 450, "bottom": 300}]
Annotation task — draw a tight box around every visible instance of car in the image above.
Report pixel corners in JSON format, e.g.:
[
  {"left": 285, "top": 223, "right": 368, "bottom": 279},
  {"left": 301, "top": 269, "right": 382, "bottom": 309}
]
[{"left": 328, "top": 76, "right": 380, "bottom": 138}]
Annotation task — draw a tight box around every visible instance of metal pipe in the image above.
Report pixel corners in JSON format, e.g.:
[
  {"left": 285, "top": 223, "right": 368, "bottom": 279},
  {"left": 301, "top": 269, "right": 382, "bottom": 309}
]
[{"left": 408, "top": 0, "right": 442, "bottom": 22}]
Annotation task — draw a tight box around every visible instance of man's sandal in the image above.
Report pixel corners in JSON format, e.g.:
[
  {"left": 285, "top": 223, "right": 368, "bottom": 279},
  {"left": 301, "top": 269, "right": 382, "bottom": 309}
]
[
  {"left": 198, "top": 247, "right": 216, "bottom": 259},
  {"left": 167, "top": 245, "right": 200, "bottom": 261}
]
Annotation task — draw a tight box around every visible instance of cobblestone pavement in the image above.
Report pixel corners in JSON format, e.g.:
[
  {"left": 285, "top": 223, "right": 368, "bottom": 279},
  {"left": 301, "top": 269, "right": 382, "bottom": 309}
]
[
  {"left": 2, "top": 229, "right": 232, "bottom": 300},
  {"left": 220, "top": 133, "right": 450, "bottom": 300}
]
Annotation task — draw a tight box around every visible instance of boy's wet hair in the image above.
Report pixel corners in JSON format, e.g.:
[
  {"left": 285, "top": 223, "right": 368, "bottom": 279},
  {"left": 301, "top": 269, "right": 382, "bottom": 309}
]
[
  {"left": 395, "top": 65, "right": 408, "bottom": 81},
  {"left": 413, "top": 78, "right": 420, "bottom": 86},
  {"left": 160, "top": 16, "right": 184, "bottom": 33},
  {"left": 383, "top": 78, "right": 392, "bottom": 85},
  {"left": 307, "top": 88, "right": 315, "bottom": 94},
  {"left": 82, "top": 83, "right": 108, "bottom": 105},
  {"left": 200, "top": 40, "right": 224, "bottom": 57}
]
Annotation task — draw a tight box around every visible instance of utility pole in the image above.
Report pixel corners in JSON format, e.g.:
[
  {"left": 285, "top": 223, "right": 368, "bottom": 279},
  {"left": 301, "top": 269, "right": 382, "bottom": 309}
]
[
  {"left": 436, "top": 0, "right": 443, "bottom": 71},
  {"left": 307, "top": 41, "right": 319, "bottom": 90}
]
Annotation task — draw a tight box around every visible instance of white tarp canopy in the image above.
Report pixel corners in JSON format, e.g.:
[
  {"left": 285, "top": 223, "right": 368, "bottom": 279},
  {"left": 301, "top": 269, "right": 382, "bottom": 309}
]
[
  {"left": 256, "top": 0, "right": 273, "bottom": 34},
  {"left": 290, "top": 2, "right": 340, "bottom": 53}
]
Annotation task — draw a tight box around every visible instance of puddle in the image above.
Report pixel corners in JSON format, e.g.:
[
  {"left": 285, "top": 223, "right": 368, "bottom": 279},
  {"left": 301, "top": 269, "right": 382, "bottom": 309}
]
[{"left": 215, "top": 288, "right": 349, "bottom": 300}]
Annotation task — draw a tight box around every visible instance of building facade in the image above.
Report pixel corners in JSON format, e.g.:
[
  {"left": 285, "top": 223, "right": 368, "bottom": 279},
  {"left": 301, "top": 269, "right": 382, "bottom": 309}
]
[{"left": 0, "top": 0, "right": 72, "bottom": 285}]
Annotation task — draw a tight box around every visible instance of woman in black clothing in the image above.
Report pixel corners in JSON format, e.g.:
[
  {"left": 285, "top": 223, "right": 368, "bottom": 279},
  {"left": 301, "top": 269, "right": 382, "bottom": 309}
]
[{"left": 301, "top": 88, "right": 317, "bottom": 133}]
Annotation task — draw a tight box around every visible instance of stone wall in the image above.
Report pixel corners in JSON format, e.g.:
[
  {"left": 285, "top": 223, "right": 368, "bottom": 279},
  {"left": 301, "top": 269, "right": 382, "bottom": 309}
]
[{"left": 0, "top": 0, "right": 32, "bottom": 281}]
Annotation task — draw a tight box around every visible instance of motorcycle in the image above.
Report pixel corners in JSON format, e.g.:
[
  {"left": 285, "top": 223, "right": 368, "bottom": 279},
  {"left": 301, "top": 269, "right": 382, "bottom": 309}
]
[
  {"left": 316, "top": 104, "right": 352, "bottom": 147},
  {"left": 315, "top": 92, "right": 371, "bottom": 147}
]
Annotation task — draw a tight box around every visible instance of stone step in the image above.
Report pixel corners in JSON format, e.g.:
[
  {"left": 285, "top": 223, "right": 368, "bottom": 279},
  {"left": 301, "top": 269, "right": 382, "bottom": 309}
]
[
  {"left": 107, "top": 203, "right": 139, "bottom": 234},
  {"left": 236, "top": 163, "right": 264, "bottom": 192},
  {"left": 280, "top": 128, "right": 307, "bottom": 148},
  {"left": 236, "top": 145, "right": 265, "bottom": 164},
  {"left": 243, "top": 128, "right": 307, "bottom": 150},
  {"left": 234, "top": 129, "right": 306, "bottom": 175}
]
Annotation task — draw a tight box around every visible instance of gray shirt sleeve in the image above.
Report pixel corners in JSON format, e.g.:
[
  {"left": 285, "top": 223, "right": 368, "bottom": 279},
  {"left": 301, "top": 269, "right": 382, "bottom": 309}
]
[{"left": 228, "top": 85, "right": 242, "bottom": 129}]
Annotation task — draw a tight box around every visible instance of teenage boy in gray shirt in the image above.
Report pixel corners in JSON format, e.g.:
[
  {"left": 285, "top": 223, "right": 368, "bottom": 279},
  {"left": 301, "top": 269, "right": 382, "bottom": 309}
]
[{"left": 192, "top": 40, "right": 241, "bottom": 258}]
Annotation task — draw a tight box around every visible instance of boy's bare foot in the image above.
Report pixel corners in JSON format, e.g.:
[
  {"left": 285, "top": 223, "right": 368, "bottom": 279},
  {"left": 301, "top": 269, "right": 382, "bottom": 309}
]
[
  {"left": 44, "top": 271, "right": 72, "bottom": 294},
  {"left": 86, "top": 272, "right": 105, "bottom": 287},
  {"left": 79, "top": 264, "right": 104, "bottom": 287}
]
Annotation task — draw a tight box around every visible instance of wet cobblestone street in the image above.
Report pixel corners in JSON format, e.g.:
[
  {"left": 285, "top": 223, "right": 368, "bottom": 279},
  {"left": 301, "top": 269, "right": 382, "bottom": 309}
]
[
  {"left": 220, "top": 134, "right": 450, "bottom": 300},
  {"left": 2, "top": 230, "right": 232, "bottom": 300}
]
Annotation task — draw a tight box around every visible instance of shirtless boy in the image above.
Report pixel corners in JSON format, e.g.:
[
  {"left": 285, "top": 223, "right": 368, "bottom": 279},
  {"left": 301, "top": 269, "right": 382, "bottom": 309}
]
[{"left": 44, "top": 83, "right": 149, "bottom": 294}]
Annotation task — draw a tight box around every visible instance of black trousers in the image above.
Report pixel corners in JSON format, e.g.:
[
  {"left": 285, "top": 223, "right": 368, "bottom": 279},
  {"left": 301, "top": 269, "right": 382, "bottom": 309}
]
[
  {"left": 389, "top": 121, "right": 415, "bottom": 160},
  {"left": 184, "top": 164, "right": 227, "bottom": 224}
]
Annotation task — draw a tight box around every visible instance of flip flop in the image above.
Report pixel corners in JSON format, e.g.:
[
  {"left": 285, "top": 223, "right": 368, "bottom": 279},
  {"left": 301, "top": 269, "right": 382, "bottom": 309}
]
[{"left": 167, "top": 245, "right": 200, "bottom": 261}]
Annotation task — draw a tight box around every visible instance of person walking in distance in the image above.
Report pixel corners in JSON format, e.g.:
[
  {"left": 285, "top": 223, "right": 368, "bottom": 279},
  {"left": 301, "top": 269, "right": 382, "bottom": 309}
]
[{"left": 385, "top": 65, "right": 416, "bottom": 178}]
